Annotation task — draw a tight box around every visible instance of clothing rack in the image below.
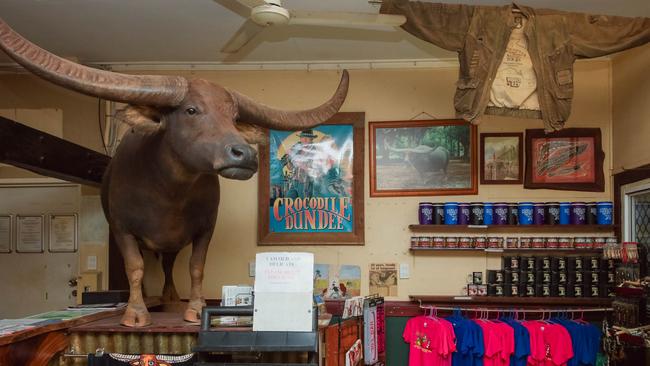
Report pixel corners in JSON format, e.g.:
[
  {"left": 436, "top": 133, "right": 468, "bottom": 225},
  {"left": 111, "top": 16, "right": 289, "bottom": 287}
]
[{"left": 417, "top": 299, "right": 613, "bottom": 314}]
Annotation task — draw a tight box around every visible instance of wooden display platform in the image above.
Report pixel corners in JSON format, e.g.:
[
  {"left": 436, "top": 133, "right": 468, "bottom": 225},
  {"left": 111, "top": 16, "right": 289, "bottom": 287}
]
[
  {"left": 409, "top": 224, "right": 617, "bottom": 233},
  {"left": 70, "top": 312, "right": 202, "bottom": 333}
]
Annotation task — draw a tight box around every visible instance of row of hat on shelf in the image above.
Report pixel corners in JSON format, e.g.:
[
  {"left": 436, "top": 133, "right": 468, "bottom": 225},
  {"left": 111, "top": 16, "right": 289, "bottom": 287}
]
[{"left": 418, "top": 201, "right": 613, "bottom": 226}]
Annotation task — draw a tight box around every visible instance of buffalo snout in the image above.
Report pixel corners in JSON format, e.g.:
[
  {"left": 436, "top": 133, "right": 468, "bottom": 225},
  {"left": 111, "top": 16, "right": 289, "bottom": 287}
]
[{"left": 217, "top": 144, "right": 258, "bottom": 180}]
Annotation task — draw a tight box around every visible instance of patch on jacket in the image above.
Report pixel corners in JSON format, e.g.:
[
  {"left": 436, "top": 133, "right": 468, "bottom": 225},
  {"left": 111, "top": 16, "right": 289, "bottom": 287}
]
[{"left": 556, "top": 69, "right": 573, "bottom": 86}]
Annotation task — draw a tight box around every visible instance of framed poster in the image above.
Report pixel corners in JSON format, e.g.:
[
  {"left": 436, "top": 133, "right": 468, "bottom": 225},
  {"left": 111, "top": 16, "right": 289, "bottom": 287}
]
[
  {"left": 525, "top": 128, "right": 605, "bottom": 192},
  {"left": 369, "top": 119, "right": 478, "bottom": 197},
  {"left": 16, "top": 215, "right": 44, "bottom": 253},
  {"left": 480, "top": 133, "right": 523, "bottom": 184},
  {"left": 48, "top": 214, "right": 78, "bottom": 253},
  {"left": 258, "top": 112, "right": 364, "bottom": 245},
  {"left": 0, "top": 215, "right": 11, "bottom": 253}
]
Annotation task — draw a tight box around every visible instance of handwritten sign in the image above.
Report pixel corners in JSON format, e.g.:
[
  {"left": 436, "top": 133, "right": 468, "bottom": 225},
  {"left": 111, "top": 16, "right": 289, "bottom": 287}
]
[{"left": 254, "top": 252, "right": 314, "bottom": 331}]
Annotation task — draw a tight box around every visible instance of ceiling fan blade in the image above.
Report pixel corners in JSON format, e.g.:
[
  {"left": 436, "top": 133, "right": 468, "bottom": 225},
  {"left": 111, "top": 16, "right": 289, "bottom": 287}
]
[
  {"left": 221, "top": 19, "right": 265, "bottom": 53},
  {"left": 214, "top": 0, "right": 255, "bottom": 17},
  {"left": 288, "top": 10, "right": 406, "bottom": 27},
  {"left": 237, "top": 0, "right": 267, "bottom": 8}
]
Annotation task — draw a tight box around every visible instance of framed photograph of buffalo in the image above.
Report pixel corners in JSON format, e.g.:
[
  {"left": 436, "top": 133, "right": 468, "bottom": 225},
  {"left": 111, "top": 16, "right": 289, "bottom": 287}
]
[
  {"left": 258, "top": 112, "right": 365, "bottom": 245},
  {"left": 524, "top": 128, "right": 605, "bottom": 192},
  {"left": 480, "top": 133, "right": 523, "bottom": 185},
  {"left": 369, "top": 119, "right": 478, "bottom": 197}
]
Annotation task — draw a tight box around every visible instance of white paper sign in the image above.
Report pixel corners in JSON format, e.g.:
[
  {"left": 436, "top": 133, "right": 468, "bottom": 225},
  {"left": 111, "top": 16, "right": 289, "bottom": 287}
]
[
  {"left": 253, "top": 252, "right": 314, "bottom": 332},
  {"left": 16, "top": 215, "right": 44, "bottom": 253},
  {"left": 0, "top": 216, "right": 11, "bottom": 253}
]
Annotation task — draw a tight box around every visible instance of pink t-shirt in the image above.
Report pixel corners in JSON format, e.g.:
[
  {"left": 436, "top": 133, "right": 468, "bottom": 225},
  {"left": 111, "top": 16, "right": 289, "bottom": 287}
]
[
  {"left": 474, "top": 321, "right": 514, "bottom": 366},
  {"left": 403, "top": 316, "right": 456, "bottom": 366},
  {"left": 523, "top": 321, "right": 574, "bottom": 366}
]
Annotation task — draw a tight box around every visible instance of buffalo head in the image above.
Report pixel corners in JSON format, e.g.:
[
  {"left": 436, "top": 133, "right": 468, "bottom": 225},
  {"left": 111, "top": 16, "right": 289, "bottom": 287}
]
[{"left": 0, "top": 18, "right": 349, "bottom": 181}]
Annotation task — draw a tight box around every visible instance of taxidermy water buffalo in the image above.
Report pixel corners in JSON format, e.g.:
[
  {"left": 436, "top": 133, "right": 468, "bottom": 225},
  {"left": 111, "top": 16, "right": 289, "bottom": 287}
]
[
  {"left": 0, "top": 19, "right": 348, "bottom": 327},
  {"left": 387, "top": 143, "right": 450, "bottom": 183}
]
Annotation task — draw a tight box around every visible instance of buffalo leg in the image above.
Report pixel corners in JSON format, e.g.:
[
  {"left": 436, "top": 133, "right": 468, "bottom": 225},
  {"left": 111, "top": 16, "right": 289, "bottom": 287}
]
[
  {"left": 184, "top": 231, "right": 211, "bottom": 323},
  {"left": 161, "top": 252, "right": 180, "bottom": 303},
  {"left": 114, "top": 230, "right": 151, "bottom": 327}
]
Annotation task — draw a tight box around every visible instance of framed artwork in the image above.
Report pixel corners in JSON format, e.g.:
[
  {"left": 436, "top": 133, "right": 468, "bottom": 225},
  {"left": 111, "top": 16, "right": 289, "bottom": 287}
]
[
  {"left": 525, "top": 128, "right": 605, "bottom": 192},
  {"left": 0, "top": 215, "right": 11, "bottom": 253},
  {"left": 369, "top": 119, "right": 478, "bottom": 197},
  {"left": 258, "top": 112, "right": 365, "bottom": 245},
  {"left": 16, "top": 215, "right": 44, "bottom": 253},
  {"left": 480, "top": 133, "right": 523, "bottom": 184},
  {"left": 48, "top": 214, "right": 78, "bottom": 253}
]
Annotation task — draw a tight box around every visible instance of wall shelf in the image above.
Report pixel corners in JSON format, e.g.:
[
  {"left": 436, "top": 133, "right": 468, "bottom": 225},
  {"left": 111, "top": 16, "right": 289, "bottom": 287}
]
[
  {"left": 409, "top": 224, "right": 617, "bottom": 234},
  {"left": 409, "top": 248, "right": 603, "bottom": 255}
]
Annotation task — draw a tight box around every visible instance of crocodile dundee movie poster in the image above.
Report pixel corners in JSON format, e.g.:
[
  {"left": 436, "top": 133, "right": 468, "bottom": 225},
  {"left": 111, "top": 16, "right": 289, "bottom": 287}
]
[{"left": 269, "top": 125, "right": 354, "bottom": 233}]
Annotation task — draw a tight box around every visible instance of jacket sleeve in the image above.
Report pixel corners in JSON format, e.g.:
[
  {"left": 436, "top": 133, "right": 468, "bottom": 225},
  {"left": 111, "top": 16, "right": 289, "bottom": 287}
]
[
  {"left": 380, "top": 0, "right": 474, "bottom": 52},
  {"left": 566, "top": 12, "right": 650, "bottom": 58}
]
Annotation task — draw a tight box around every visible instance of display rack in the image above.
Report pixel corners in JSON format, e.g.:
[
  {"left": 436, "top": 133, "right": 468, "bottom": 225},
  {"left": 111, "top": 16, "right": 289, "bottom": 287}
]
[
  {"left": 194, "top": 306, "right": 319, "bottom": 366},
  {"left": 409, "top": 224, "right": 617, "bottom": 233},
  {"left": 409, "top": 295, "right": 613, "bottom": 307},
  {"left": 409, "top": 248, "right": 604, "bottom": 255}
]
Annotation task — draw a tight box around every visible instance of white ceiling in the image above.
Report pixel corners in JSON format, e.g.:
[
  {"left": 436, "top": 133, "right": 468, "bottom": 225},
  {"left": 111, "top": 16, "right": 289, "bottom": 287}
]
[{"left": 0, "top": 0, "right": 648, "bottom": 66}]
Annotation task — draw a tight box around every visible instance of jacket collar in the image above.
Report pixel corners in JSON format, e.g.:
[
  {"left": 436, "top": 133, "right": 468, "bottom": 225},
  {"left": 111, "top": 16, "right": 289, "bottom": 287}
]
[{"left": 506, "top": 3, "right": 535, "bottom": 27}]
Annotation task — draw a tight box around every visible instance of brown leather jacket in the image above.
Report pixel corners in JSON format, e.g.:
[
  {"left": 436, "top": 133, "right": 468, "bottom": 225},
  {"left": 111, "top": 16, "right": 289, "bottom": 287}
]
[{"left": 381, "top": 1, "right": 650, "bottom": 131}]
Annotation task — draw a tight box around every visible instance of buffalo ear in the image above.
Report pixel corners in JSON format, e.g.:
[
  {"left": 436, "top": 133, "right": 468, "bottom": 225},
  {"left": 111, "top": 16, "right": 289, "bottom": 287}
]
[
  {"left": 115, "top": 105, "right": 163, "bottom": 133},
  {"left": 236, "top": 122, "right": 268, "bottom": 145}
]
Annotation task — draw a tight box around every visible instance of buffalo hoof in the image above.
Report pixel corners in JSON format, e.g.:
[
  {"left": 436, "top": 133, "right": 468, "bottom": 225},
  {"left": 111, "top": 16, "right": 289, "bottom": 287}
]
[
  {"left": 121, "top": 304, "right": 151, "bottom": 327},
  {"left": 183, "top": 298, "right": 206, "bottom": 323}
]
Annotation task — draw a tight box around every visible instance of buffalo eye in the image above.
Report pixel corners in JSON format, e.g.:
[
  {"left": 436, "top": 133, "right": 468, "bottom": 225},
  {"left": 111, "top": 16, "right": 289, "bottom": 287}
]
[{"left": 185, "top": 107, "right": 198, "bottom": 115}]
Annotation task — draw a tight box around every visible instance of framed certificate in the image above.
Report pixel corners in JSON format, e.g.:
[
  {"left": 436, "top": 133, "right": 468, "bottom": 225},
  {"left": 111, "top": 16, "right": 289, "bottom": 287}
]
[
  {"left": 16, "top": 215, "right": 44, "bottom": 253},
  {"left": 48, "top": 214, "right": 78, "bottom": 253},
  {"left": 0, "top": 215, "right": 11, "bottom": 253}
]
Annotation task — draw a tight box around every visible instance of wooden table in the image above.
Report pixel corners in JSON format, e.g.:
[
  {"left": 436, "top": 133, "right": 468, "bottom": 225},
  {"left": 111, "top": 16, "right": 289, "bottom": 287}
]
[{"left": 0, "top": 298, "right": 160, "bottom": 366}]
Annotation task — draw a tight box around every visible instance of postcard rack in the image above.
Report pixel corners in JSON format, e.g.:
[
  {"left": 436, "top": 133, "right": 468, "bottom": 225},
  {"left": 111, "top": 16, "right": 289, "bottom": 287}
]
[{"left": 194, "top": 306, "right": 319, "bottom": 366}]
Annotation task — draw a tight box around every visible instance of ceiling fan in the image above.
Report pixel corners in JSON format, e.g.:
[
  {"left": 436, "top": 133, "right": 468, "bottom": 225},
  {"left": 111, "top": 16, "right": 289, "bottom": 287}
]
[{"left": 221, "top": 0, "right": 406, "bottom": 53}]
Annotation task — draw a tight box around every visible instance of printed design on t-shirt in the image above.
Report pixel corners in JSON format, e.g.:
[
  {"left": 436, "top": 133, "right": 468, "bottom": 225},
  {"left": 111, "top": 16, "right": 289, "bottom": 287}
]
[{"left": 414, "top": 332, "right": 432, "bottom": 352}]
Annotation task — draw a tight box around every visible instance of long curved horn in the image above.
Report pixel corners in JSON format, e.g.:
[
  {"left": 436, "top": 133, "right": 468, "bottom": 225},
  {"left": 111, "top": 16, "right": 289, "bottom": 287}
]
[
  {"left": 0, "top": 18, "right": 187, "bottom": 107},
  {"left": 230, "top": 70, "right": 349, "bottom": 130}
]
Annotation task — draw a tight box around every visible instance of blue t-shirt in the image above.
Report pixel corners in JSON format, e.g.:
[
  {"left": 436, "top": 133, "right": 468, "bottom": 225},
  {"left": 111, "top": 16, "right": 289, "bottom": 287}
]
[
  {"left": 501, "top": 319, "right": 530, "bottom": 366},
  {"left": 553, "top": 318, "right": 601, "bottom": 366},
  {"left": 446, "top": 314, "right": 484, "bottom": 366}
]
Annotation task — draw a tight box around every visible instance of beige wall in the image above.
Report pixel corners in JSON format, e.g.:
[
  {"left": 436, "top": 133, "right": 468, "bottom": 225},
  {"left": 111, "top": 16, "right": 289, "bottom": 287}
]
[
  {"left": 0, "top": 60, "right": 617, "bottom": 301},
  {"left": 142, "top": 61, "right": 614, "bottom": 300},
  {"left": 612, "top": 44, "right": 650, "bottom": 173}
]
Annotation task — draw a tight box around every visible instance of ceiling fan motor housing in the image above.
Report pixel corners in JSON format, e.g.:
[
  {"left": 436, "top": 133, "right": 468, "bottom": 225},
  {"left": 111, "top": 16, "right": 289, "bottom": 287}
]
[{"left": 251, "top": 1, "right": 290, "bottom": 26}]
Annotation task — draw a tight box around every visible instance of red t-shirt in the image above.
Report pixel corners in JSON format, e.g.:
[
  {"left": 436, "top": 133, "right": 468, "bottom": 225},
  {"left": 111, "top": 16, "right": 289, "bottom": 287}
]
[
  {"left": 523, "top": 321, "right": 574, "bottom": 366},
  {"left": 404, "top": 316, "right": 457, "bottom": 366},
  {"left": 474, "top": 320, "right": 514, "bottom": 366}
]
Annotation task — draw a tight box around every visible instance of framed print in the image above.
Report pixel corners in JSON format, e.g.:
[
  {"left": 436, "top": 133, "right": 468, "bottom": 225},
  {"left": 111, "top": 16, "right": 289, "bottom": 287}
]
[
  {"left": 258, "top": 112, "right": 365, "bottom": 245},
  {"left": 525, "top": 128, "right": 605, "bottom": 192},
  {"left": 0, "top": 215, "right": 11, "bottom": 253},
  {"left": 16, "top": 215, "right": 44, "bottom": 253},
  {"left": 480, "top": 133, "right": 523, "bottom": 184},
  {"left": 369, "top": 119, "right": 478, "bottom": 197},
  {"left": 48, "top": 214, "right": 78, "bottom": 253}
]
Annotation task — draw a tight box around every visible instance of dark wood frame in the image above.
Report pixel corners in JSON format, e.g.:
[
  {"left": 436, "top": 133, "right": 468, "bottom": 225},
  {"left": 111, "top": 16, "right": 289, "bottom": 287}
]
[
  {"left": 524, "top": 128, "right": 605, "bottom": 192},
  {"left": 369, "top": 119, "right": 478, "bottom": 197},
  {"left": 480, "top": 132, "right": 523, "bottom": 185},
  {"left": 613, "top": 163, "right": 650, "bottom": 240},
  {"left": 257, "top": 112, "right": 365, "bottom": 246}
]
